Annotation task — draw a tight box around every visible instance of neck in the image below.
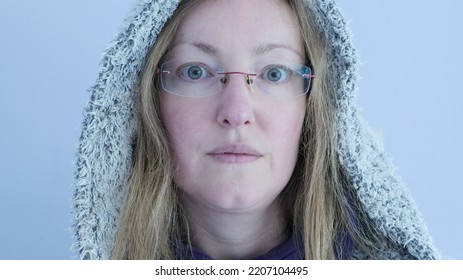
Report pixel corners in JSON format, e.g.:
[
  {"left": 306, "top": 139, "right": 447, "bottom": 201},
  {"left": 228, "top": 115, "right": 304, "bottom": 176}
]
[{"left": 181, "top": 196, "right": 288, "bottom": 260}]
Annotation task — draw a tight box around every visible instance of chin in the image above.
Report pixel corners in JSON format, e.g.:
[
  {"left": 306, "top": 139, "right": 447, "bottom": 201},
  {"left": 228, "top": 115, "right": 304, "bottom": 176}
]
[{"left": 193, "top": 184, "right": 283, "bottom": 212}]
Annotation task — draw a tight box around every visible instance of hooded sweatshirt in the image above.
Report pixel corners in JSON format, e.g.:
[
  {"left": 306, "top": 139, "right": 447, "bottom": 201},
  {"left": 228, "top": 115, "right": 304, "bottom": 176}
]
[{"left": 72, "top": 0, "right": 440, "bottom": 260}]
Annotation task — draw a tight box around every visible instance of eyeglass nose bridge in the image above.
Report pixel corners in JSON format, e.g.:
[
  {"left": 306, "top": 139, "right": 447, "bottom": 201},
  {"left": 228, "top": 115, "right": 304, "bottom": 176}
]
[{"left": 217, "top": 71, "right": 258, "bottom": 92}]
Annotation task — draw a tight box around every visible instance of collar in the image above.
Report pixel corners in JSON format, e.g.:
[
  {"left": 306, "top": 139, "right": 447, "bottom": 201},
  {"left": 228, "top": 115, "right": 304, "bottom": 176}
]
[{"left": 174, "top": 233, "right": 304, "bottom": 260}]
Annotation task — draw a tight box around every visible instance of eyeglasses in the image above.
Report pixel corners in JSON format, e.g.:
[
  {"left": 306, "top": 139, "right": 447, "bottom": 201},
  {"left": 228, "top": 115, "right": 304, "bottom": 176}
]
[{"left": 157, "top": 59, "right": 314, "bottom": 99}]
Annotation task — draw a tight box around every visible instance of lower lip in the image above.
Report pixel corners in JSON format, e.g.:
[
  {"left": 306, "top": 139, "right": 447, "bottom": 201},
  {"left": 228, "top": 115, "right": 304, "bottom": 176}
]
[{"left": 207, "top": 153, "right": 261, "bottom": 164}]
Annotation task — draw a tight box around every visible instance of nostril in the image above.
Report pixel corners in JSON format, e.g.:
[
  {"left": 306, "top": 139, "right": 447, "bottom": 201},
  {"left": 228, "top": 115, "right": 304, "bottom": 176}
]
[{"left": 219, "top": 114, "right": 253, "bottom": 127}]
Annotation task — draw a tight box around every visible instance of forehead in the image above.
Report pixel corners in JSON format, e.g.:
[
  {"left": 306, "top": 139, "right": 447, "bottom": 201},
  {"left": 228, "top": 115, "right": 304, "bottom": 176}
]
[{"left": 170, "top": 0, "right": 304, "bottom": 62}]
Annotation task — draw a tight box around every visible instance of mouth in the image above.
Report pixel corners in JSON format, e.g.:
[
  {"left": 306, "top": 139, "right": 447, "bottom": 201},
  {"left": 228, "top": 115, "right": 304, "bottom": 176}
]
[{"left": 207, "top": 144, "right": 263, "bottom": 164}]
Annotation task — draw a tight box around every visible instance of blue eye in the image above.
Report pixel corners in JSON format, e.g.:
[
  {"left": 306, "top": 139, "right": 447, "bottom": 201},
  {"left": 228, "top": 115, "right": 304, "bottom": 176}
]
[
  {"left": 179, "top": 64, "right": 211, "bottom": 80},
  {"left": 262, "top": 66, "right": 289, "bottom": 83}
]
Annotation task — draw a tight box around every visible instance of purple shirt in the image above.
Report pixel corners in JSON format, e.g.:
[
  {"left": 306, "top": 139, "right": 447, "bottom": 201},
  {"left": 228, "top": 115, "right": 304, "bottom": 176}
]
[{"left": 174, "top": 232, "right": 353, "bottom": 260}]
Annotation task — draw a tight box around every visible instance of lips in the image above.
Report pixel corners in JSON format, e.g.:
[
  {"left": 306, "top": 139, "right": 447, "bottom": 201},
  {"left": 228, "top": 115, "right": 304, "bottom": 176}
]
[{"left": 207, "top": 144, "right": 263, "bottom": 163}]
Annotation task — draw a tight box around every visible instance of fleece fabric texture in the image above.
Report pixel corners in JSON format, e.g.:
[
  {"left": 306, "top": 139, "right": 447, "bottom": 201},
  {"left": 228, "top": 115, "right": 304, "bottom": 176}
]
[{"left": 72, "top": 0, "right": 440, "bottom": 259}]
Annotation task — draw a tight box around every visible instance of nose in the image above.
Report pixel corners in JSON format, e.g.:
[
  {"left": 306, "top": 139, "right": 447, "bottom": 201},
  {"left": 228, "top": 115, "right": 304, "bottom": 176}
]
[{"left": 216, "top": 74, "right": 255, "bottom": 128}]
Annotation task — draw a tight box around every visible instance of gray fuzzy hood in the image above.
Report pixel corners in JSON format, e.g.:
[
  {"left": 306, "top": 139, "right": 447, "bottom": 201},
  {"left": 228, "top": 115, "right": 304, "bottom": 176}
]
[{"left": 72, "top": 0, "right": 440, "bottom": 259}]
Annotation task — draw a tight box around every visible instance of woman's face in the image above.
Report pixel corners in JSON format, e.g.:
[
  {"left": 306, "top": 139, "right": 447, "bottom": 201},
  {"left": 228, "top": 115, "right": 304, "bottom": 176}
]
[{"left": 160, "top": 0, "right": 307, "bottom": 212}]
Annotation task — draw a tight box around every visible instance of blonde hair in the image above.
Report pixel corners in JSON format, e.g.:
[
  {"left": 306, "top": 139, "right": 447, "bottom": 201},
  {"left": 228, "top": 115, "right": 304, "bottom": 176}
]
[{"left": 112, "top": 0, "right": 381, "bottom": 259}]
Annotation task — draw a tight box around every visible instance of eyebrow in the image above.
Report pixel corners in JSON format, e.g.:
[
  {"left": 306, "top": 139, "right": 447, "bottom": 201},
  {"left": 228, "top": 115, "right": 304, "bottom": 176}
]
[
  {"left": 190, "top": 42, "right": 221, "bottom": 57},
  {"left": 254, "top": 43, "right": 305, "bottom": 61},
  {"left": 179, "top": 42, "right": 304, "bottom": 60}
]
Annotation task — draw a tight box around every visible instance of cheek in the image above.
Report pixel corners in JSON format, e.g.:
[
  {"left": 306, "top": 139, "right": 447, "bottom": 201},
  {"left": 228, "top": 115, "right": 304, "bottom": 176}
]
[
  {"left": 160, "top": 94, "right": 211, "bottom": 182},
  {"left": 271, "top": 100, "right": 306, "bottom": 147},
  {"left": 267, "top": 100, "right": 306, "bottom": 170},
  {"left": 161, "top": 95, "right": 200, "bottom": 155}
]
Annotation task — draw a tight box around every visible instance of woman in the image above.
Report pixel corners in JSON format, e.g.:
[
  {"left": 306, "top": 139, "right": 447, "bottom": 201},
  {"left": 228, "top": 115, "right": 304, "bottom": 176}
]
[{"left": 73, "top": 0, "right": 440, "bottom": 260}]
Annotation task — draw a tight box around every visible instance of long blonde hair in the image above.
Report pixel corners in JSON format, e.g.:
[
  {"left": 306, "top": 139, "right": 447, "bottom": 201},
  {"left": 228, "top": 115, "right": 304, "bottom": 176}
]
[{"left": 112, "top": 0, "right": 381, "bottom": 259}]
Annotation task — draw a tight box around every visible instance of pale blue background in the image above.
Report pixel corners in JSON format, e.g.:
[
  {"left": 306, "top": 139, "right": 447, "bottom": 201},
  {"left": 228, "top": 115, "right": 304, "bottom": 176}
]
[{"left": 0, "top": 1, "right": 461, "bottom": 259}]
